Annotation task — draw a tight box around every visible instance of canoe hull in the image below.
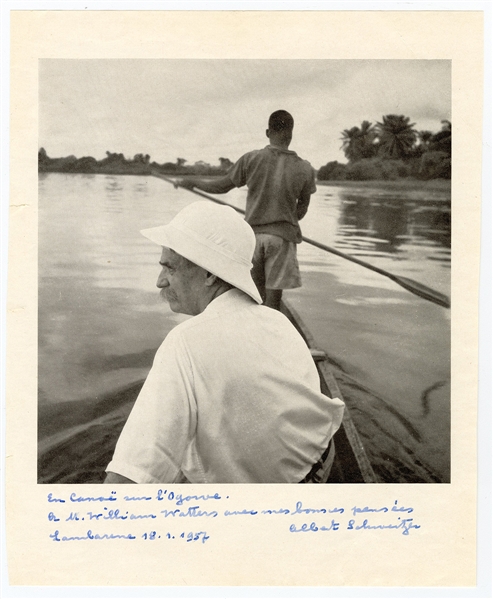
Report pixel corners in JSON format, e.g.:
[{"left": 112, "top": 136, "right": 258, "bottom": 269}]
[{"left": 281, "top": 298, "right": 377, "bottom": 484}]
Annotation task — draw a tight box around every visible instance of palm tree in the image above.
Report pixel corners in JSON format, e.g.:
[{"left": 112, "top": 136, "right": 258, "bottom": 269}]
[
  {"left": 375, "top": 115, "right": 417, "bottom": 160},
  {"left": 418, "top": 130, "right": 433, "bottom": 150},
  {"left": 441, "top": 119, "right": 451, "bottom": 132},
  {"left": 430, "top": 120, "right": 451, "bottom": 156},
  {"left": 340, "top": 126, "right": 360, "bottom": 162},
  {"left": 340, "top": 121, "right": 376, "bottom": 162}
]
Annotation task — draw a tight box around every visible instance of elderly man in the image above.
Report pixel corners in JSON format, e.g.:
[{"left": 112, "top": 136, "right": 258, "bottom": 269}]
[{"left": 105, "top": 201, "right": 344, "bottom": 484}]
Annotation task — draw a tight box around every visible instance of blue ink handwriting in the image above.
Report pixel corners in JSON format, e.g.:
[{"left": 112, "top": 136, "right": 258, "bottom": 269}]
[
  {"left": 46, "top": 491, "right": 420, "bottom": 543},
  {"left": 50, "top": 529, "right": 136, "bottom": 541},
  {"left": 391, "top": 500, "right": 414, "bottom": 514},
  {"left": 156, "top": 489, "right": 222, "bottom": 505},
  {"left": 351, "top": 505, "right": 389, "bottom": 517},
  {"left": 290, "top": 520, "right": 340, "bottom": 533},
  {"left": 347, "top": 518, "right": 420, "bottom": 535},
  {"left": 160, "top": 506, "right": 218, "bottom": 518},
  {"left": 47, "top": 493, "right": 65, "bottom": 503},
  {"left": 124, "top": 494, "right": 152, "bottom": 501},
  {"left": 224, "top": 508, "right": 258, "bottom": 516},
  {"left": 70, "top": 491, "right": 117, "bottom": 503}
]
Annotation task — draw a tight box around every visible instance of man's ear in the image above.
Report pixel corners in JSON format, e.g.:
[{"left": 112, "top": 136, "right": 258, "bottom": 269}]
[{"left": 266, "top": 128, "right": 270, "bottom": 139}]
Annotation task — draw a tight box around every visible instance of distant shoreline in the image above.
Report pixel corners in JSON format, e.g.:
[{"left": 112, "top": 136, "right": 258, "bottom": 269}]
[
  {"left": 316, "top": 178, "right": 451, "bottom": 192},
  {"left": 40, "top": 169, "right": 451, "bottom": 194},
  {"left": 39, "top": 166, "right": 153, "bottom": 176}
]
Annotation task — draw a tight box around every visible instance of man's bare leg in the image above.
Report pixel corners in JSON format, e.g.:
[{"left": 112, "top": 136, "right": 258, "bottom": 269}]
[{"left": 264, "top": 288, "right": 283, "bottom": 311}]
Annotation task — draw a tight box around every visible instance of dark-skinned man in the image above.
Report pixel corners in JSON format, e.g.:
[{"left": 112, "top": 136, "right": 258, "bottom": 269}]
[{"left": 177, "top": 110, "right": 316, "bottom": 311}]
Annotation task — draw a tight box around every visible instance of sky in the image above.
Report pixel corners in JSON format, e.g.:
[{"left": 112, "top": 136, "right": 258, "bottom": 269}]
[{"left": 39, "top": 59, "right": 451, "bottom": 170}]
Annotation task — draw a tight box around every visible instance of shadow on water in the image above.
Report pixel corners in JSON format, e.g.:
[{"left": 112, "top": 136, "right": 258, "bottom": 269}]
[
  {"left": 293, "top": 184, "right": 451, "bottom": 483},
  {"left": 333, "top": 371, "right": 444, "bottom": 483},
  {"left": 38, "top": 381, "right": 144, "bottom": 484},
  {"left": 79, "top": 348, "right": 157, "bottom": 377}
]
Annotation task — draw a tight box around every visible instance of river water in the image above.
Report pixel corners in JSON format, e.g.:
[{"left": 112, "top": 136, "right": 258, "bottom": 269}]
[{"left": 38, "top": 172, "right": 451, "bottom": 483}]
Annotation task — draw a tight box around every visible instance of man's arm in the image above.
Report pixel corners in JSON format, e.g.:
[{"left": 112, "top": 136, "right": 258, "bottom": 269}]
[
  {"left": 103, "top": 471, "right": 136, "bottom": 484},
  {"left": 104, "top": 331, "right": 195, "bottom": 485},
  {"left": 177, "top": 175, "right": 236, "bottom": 194},
  {"left": 296, "top": 186, "right": 312, "bottom": 221}
]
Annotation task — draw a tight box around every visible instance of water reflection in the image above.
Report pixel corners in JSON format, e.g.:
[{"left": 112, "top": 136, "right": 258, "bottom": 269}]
[
  {"left": 104, "top": 175, "right": 124, "bottom": 213},
  {"left": 299, "top": 185, "right": 451, "bottom": 297},
  {"left": 337, "top": 192, "right": 451, "bottom": 257},
  {"left": 38, "top": 174, "right": 451, "bottom": 483}
]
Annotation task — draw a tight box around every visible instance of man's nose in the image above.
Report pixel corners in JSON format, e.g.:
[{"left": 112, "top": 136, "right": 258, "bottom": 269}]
[{"left": 157, "top": 269, "right": 169, "bottom": 288}]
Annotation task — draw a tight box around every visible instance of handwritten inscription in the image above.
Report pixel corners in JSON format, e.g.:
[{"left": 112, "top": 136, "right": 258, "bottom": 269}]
[
  {"left": 46, "top": 492, "right": 420, "bottom": 543},
  {"left": 49, "top": 529, "right": 210, "bottom": 543}
]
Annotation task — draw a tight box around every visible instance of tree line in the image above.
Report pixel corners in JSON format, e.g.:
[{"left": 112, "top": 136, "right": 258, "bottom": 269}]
[
  {"left": 39, "top": 114, "right": 451, "bottom": 181},
  {"left": 38, "top": 149, "right": 234, "bottom": 177},
  {"left": 318, "top": 115, "right": 451, "bottom": 181}
]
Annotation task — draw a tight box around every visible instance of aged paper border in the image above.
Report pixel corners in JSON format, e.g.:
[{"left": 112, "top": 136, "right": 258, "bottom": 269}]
[{"left": 3, "top": 4, "right": 490, "bottom": 594}]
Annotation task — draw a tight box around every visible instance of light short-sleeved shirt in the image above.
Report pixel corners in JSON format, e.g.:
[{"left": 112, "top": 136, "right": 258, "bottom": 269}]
[
  {"left": 228, "top": 146, "right": 317, "bottom": 243},
  {"left": 106, "top": 289, "right": 344, "bottom": 483}
]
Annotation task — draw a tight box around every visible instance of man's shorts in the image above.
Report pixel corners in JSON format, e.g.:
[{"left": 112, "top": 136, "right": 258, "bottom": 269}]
[{"left": 251, "top": 233, "right": 302, "bottom": 290}]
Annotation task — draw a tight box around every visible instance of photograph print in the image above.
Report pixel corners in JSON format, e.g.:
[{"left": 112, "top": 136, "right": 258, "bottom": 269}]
[{"left": 37, "top": 59, "right": 451, "bottom": 485}]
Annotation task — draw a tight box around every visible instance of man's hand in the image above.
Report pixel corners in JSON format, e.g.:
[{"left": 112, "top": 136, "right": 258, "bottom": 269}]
[
  {"left": 296, "top": 188, "right": 312, "bottom": 221},
  {"left": 175, "top": 178, "right": 197, "bottom": 190}
]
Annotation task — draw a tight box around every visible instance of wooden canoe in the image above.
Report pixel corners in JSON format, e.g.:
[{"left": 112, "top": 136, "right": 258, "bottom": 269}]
[{"left": 281, "top": 298, "right": 378, "bottom": 483}]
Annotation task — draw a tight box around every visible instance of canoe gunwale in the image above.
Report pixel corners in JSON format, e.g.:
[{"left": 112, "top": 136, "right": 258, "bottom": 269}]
[{"left": 281, "top": 298, "right": 378, "bottom": 484}]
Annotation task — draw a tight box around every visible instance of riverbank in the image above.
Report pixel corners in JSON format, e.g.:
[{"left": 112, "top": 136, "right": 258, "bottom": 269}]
[
  {"left": 168, "top": 174, "right": 451, "bottom": 192},
  {"left": 39, "top": 165, "right": 451, "bottom": 193},
  {"left": 316, "top": 178, "right": 451, "bottom": 192}
]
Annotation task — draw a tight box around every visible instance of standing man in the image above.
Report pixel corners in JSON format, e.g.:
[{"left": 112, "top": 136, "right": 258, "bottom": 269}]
[
  {"left": 104, "top": 201, "right": 344, "bottom": 484},
  {"left": 178, "top": 110, "right": 316, "bottom": 310}
]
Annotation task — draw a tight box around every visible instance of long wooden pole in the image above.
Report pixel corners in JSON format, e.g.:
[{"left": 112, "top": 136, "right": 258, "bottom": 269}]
[{"left": 151, "top": 170, "right": 450, "bottom": 309}]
